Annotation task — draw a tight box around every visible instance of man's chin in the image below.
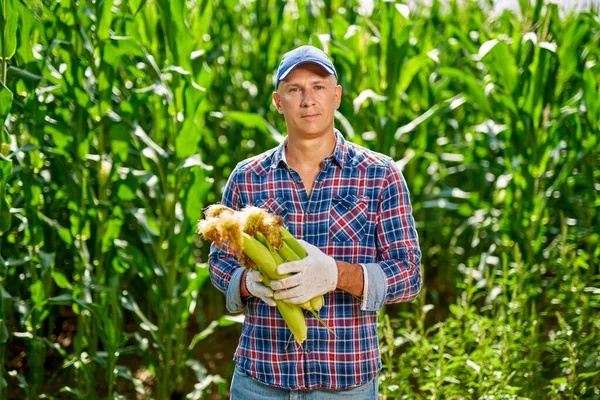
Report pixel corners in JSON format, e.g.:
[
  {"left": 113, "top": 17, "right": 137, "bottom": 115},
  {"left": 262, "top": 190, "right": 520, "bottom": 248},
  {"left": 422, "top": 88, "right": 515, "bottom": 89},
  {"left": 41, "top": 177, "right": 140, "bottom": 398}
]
[{"left": 293, "top": 126, "right": 333, "bottom": 137}]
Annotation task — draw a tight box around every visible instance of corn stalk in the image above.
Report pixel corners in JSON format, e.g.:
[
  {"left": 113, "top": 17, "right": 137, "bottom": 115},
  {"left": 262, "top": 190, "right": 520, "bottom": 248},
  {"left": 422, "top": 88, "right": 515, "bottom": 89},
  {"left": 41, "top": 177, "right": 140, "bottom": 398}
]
[{"left": 0, "top": 0, "right": 597, "bottom": 397}]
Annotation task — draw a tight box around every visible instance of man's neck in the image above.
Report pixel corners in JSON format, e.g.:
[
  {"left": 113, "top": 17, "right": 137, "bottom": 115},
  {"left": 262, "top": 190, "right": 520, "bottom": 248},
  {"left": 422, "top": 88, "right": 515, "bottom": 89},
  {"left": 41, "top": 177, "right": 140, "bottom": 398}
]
[{"left": 285, "top": 131, "right": 337, "bottom": 170}]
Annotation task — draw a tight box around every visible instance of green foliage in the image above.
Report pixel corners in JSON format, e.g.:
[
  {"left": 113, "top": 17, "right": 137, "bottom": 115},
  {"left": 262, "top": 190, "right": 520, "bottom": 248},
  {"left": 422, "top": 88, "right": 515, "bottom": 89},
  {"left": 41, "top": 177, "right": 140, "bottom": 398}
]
[
  {"left": 380, "top": 225, "right": 600, "bottom": 398},
  {"left": 0, "top": 0, "right": 597, "bottom": 398}
]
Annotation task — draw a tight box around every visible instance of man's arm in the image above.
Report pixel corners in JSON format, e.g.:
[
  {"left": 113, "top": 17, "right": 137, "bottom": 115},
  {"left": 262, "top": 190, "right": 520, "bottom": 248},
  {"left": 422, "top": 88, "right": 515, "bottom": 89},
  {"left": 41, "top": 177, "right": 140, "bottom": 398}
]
[
  {"left": 336, "top": 261, "right": 364, "bottom": 297},
  {"left": 360, "top": 160, "right": 422, "bottom": 311},
  {"left": 270, "top": 160, "right": 420, "bottom": 308}
]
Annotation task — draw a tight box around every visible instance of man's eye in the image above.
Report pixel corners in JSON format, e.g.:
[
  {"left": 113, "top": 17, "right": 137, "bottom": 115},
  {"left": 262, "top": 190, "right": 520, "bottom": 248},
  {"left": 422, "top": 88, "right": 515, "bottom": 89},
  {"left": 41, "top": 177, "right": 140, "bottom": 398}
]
[
  {"left": 289, "top": 88, "right": 299, "bottom": 92},
  {"left": 315, "top": 85, "right": 324, "bottom": 90}
]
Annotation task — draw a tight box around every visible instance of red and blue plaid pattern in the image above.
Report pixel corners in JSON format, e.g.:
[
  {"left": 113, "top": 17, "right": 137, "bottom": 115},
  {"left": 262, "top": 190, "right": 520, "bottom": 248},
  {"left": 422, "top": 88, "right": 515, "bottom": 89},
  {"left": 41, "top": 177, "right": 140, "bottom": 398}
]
[{"left": 209, "top": 130, "right": 422, "bottom": 390}]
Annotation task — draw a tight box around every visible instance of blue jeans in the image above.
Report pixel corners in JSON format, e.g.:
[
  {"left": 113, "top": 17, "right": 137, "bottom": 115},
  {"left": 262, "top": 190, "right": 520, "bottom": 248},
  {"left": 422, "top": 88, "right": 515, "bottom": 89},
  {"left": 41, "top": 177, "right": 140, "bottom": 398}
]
[{"left": 230, "top": 365, "right": 379, "bottom": 399}]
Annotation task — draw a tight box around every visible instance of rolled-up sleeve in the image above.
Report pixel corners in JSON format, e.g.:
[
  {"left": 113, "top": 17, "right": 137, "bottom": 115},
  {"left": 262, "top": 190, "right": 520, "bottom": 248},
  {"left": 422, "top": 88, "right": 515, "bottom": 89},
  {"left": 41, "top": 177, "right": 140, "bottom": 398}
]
[
  {"left": 360, "top": 161, "right": 422, "bottom": 311},
  {"left": 359, "top": 262, "right": 387, "bottom": 311},
  {"left": 207, "top": 169, "right": 247, "bottom": 313}
]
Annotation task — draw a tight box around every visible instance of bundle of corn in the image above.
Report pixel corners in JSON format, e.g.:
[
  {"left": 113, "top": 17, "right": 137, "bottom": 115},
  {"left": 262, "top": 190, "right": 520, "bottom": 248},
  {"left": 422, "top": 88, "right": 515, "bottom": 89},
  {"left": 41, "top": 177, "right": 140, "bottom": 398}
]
[{"left": 197, "top": 204, "right": 332, "bottom": 345}]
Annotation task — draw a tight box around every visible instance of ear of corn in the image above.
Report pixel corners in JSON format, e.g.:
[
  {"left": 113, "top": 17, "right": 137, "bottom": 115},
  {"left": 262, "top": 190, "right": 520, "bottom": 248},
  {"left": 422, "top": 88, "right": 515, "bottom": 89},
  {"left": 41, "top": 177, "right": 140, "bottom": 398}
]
[
  {"left": 260, "top": 231, "right": 327, "bottom": 314},
  {"left": 278, "top": 241, "right": 301, "bottom": 262},
  {"left": 280, "top": 227, "right": 308, "bottom": 258},
  {"left": 242, "top": 233, "right": 278, "bottom": 275},
  {"left": 255, "top": 232, "right": 320, "bottom": 312},
  {"left": 309, "top": 295, "right": 324, "bottom": 312},
  {"left": 271, "top": 298, "right": 307, "bottom": 345},
  {"left": 256, "top": 231, "right": 286, "bottom": 267},
  {"left": 277, "top": 229, "right": 325, "bottom": 313},
  {"left": 199, "top": 205, "right": 334, "bottom": 344},
  {"left": 241, "top": 232, "right": 308, "bottom": 344}
]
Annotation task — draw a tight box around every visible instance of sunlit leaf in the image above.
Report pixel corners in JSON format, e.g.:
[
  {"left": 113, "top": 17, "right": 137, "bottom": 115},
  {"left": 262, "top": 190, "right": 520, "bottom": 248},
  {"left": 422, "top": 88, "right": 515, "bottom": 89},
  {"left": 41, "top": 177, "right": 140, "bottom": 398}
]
[{"left": 0, "top": 0, "right": 18, "bottom": 60}]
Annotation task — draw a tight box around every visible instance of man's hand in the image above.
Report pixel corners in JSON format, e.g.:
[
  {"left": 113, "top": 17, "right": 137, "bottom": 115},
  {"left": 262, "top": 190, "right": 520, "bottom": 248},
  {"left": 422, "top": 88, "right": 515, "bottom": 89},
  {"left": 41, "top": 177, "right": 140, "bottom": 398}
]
[
  {"left": 270, "top": 240, "right": 338, "bottom": 304},
  {"left": 244, "top": 270, "right": 276, "bottom": 307}
]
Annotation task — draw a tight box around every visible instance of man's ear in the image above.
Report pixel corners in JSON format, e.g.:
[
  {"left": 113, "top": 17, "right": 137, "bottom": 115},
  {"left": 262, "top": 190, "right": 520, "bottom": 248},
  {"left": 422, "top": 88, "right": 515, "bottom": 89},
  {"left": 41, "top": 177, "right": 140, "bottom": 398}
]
[
  {"left": 334, "top": 85, "right": 342, "bottom": 109},
  {"left": 273, "top": 91, "right": 283, "bottom": 114}
]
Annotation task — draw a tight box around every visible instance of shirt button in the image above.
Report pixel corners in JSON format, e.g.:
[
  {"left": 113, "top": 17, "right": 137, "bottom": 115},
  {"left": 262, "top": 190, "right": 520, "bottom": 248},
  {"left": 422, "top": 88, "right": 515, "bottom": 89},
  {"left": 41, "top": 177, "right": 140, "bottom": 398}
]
[
  {"left": 295, "top": 179, "right": 301, "bottom": 184},
  {"left": 306, "top": 348, "right": 312, "bottom": 354},
  {"left": 306, "top": 210, "right": 312, "bottom": 215}
]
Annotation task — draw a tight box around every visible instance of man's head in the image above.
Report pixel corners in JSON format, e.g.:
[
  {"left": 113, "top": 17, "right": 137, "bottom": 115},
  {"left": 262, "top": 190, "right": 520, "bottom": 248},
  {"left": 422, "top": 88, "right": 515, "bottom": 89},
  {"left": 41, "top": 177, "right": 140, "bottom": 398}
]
[{"left": 273, "top": 46, "right": 342, "bottom": 138}]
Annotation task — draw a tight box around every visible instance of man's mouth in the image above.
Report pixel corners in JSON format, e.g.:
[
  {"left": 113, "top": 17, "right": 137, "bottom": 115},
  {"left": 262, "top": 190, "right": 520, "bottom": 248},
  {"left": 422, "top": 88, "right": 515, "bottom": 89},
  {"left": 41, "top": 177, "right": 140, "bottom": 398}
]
[{"left": 302, "top": 114, "right": 319, "bottom": 119}]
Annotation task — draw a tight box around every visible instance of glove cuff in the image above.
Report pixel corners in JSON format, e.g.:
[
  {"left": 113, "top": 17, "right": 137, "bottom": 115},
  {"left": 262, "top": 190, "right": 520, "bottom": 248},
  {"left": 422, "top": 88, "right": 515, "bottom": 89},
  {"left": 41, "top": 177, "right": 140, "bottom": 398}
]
[{"left": 242, "top": 269, "right": 251, "bottom": 298}]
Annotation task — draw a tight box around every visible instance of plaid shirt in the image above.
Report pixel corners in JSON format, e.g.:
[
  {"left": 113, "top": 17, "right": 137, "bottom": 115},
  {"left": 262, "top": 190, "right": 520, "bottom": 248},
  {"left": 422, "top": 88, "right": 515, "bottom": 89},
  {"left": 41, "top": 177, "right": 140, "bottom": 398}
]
[{"left": 208, "top": 130, "right": 422, "bottom": 390}]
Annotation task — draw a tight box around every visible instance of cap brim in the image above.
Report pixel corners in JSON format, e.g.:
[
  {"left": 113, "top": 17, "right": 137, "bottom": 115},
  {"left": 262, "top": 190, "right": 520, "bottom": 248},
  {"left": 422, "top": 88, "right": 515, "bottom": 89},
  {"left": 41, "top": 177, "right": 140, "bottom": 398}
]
[{"left": 278, "top": 61, "right": 336, "bottom": 83}]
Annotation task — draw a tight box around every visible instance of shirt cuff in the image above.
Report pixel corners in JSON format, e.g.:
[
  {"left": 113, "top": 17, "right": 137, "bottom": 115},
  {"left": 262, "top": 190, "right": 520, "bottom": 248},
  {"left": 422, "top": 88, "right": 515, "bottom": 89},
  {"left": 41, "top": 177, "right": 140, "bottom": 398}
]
[
  {"left": 226, "top": 267, "right": 247, "bottom": 314},
  {"left": 359, "top": 263, "right": 387, "bottom": 311}
]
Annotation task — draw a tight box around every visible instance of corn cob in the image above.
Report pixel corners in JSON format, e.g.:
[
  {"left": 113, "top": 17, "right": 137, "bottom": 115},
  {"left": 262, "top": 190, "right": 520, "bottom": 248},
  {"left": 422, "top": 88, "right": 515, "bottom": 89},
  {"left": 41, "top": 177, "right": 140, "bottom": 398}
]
[
  {"left": 277, "top": 237, "right": 324, "bottom": 312},
  {"left": 253, "top": 232, "right": 316, "bottom": 310},
  {"left": 242, "top": 232, "right": 307, "bottom": 344},
  {"left": 255, "top": 231, "right": 332, "bottom": 334},
  {"left": 280, "top": 227, "right": 307, "bottom": 258},
  {"left": 252, "top": 220, "right": 331, "bottom": 331},
  {"left": 255, "top": 232, "right": 323, "bottom": 311},
  {"left": 198, "top": 204, "right": 334, "bottom": 343},
  {"left": 200, "top": 213, "right": 308, "bottom": 344}
]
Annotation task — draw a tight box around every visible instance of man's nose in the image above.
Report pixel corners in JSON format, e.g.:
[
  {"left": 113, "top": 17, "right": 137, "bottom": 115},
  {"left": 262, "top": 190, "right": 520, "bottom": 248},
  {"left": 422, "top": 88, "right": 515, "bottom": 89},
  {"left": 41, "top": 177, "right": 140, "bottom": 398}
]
[{"left": 301, "top": 90, "right": 316, "bottom": 106}]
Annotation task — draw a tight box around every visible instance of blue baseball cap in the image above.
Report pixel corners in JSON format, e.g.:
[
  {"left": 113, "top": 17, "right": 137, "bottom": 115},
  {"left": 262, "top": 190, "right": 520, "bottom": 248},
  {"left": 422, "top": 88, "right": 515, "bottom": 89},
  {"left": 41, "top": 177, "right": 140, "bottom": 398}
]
[{"left": 275, "top": 45, "right": 337, "bottom": 89}]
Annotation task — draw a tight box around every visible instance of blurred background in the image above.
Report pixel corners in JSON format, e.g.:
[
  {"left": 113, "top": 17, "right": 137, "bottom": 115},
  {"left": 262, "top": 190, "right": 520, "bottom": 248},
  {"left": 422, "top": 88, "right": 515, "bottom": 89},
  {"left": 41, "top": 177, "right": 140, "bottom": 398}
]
[{"left": 0, "top": 0, "right": 599, "bottom": 398}]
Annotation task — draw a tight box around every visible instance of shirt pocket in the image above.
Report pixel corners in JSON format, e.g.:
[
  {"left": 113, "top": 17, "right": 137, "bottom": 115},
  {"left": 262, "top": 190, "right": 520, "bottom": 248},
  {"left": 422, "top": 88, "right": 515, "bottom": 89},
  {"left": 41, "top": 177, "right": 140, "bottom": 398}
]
[
  {"left": 329, "top": 194, "right": 370, "bottom": 242},
  {"left": 252, "top": 197, "right": 288, "bottom": 224}
]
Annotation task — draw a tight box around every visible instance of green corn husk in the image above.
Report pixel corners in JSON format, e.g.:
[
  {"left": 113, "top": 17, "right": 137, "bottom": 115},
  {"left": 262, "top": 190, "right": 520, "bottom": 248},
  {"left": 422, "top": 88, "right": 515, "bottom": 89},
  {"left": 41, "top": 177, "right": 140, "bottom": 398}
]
[
  {"left": 242, "top": 233, "right": 278, "bottom": 274},
  {"left": 259, "top": 272, "right": 307, "bottom": 345},
  {"left": 254, "top": 231, "right": 319, "bottom": 311},
  {"left": 256, "top": 219, "right": 331, "bottom": 332},
  {"left": 242, "top": 233, "right": 308, "bottom": 344},
  {"left": 280, "top": 227, "right": 308, "bottom": 258},
  {"left": 257, "top": 231, "right": 325, "bottom": 313},
  {"left": 308, "top": 295, "right": 324, "bottom": 312},
  {"left": 278, "top": 241, "right": 301, "bottom": 262},
  {"left": 279, "top": 238, "right": 325, "bottom": 312},
  {"left": 255, "top": 232, "right": 285, "bottom": 266},
  {"left": 198, "top": 205, "right": 335, "bottom": 344},
  {"left": 260, "top": 229, "right": 331, "bottom": 333}
]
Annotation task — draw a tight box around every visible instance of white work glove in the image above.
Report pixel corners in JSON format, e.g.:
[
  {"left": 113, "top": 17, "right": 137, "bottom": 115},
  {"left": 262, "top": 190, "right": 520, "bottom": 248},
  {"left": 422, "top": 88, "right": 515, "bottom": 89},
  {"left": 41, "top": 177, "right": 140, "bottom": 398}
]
[
  {"left": 244, "top": 270, "right": 276, "bottom": 307},
  {"left": 270, "top": 240, "right": 338, "bottom": 305}
]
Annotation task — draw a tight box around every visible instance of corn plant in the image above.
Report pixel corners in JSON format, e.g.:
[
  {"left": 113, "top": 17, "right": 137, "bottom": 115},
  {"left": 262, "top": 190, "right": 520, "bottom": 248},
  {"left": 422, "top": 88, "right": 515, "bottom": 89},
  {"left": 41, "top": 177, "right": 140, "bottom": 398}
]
[
  {"left": 2, "top": 0, "right": 223, "bottom": 398},
  {"left": 379, "top": 217, "right": 600, "bottom": 399},
  {"left": 0, "top": 0, "right": 598, "bottom": 398}
]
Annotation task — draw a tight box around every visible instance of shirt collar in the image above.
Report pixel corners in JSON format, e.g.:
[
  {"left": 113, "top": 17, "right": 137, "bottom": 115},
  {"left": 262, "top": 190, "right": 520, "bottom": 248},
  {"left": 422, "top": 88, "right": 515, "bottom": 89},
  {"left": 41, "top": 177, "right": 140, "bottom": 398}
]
[{"left": 270, "top": 129, "right": 347, "bottom": 171}]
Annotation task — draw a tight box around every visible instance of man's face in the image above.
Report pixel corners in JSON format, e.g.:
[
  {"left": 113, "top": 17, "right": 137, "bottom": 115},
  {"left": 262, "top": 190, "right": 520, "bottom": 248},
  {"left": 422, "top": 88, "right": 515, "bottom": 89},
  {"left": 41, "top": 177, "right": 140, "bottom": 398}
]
[{"left": 273, "top": 63, "right": 342, "bottom": 138}]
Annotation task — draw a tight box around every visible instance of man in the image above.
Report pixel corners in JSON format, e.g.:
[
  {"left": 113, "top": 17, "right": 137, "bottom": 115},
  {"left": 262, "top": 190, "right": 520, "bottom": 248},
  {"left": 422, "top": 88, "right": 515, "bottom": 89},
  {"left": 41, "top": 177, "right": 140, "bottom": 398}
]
[{"left": 208, "top": 45, "right": 422, "bottom": 399}]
